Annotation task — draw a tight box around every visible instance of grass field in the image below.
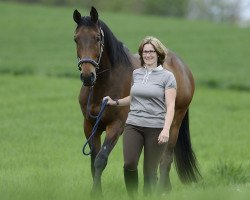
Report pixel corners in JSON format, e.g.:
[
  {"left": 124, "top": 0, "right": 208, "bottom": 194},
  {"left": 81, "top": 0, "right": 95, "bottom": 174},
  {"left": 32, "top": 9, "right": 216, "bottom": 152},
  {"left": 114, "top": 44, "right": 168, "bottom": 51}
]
[{"left": 0, "top": 2, "right": 250, "bottom": 200}]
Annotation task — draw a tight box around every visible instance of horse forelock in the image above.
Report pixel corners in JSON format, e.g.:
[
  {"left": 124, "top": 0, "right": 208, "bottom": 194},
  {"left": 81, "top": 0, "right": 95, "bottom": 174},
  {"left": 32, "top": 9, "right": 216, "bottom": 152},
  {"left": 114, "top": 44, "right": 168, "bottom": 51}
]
[
  {"left": 76, "top": 16, "right": 96, "bottom": 28},
  {"left": 76, "top": 16, "right": 132, "bottom": 69}
]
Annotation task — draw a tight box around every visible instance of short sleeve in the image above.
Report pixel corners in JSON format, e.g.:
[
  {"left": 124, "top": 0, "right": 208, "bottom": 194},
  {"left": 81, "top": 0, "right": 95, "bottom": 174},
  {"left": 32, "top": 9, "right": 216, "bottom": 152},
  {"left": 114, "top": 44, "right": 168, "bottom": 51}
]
[
  {"left": 131, "top": 70, "right": 136, "bottom": 86},
  {"left": 164, "top": 72, "right": 177, "bottom": 90}
]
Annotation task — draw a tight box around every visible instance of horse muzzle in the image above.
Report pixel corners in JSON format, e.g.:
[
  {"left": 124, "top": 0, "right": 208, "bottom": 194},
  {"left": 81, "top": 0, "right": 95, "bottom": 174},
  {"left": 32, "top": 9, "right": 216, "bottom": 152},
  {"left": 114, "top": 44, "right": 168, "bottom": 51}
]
[{"left": 80, "top": 72, "right": 96, "bottom": 86}]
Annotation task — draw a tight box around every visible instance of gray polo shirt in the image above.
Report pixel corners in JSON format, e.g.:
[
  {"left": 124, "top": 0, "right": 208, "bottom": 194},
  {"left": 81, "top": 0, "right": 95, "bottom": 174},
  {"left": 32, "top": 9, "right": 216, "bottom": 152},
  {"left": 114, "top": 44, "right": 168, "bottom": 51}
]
[{"left": 126, "top": 65, "right": 177, "bottom": 128}]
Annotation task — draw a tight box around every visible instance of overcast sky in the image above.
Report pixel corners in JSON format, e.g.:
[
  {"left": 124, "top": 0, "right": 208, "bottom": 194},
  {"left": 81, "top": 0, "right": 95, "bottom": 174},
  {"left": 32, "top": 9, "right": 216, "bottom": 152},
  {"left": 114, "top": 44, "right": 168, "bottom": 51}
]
[{"left": 240, "top": 0, "right": 250, "bottom": 20}]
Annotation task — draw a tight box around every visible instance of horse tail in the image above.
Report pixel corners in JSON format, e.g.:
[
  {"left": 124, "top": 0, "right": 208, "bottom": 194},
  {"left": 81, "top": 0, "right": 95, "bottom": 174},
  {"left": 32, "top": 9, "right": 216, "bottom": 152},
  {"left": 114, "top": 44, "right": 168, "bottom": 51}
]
[{"left": 174, "top": 109, "right": 201, "bottom": 183}]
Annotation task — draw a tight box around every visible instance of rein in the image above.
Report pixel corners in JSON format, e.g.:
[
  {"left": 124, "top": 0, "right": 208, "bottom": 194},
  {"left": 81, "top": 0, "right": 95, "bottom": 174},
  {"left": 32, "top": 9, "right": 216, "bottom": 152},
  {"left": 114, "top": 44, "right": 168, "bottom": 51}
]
[
  {"left": 82, "top": 87, "right": 108, "bottom": 156},
  {"left": 97, "top": 68, "right": 110, "bottom": 76}
]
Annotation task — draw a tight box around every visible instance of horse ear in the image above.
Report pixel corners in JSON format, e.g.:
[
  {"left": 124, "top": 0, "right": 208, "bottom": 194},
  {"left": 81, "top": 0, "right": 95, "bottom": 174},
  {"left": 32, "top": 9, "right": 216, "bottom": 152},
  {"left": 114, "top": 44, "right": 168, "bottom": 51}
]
[
  {"left": 73, "top": 9, "right": 82, "bottom": 24},
  {"left": 90, "top": 6, "right": 99, "bottom": 23}
]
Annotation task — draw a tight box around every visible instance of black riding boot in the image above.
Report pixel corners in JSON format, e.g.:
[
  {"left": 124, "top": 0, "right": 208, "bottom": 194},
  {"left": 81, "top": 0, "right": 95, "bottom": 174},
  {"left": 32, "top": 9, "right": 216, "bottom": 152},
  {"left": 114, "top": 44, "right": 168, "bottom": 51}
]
[
  {"left": 143, "top": 175, "right": 157, "bottom": 196},
  {"left": 124, "top": 168, "right": 138, "bottom": 198}
]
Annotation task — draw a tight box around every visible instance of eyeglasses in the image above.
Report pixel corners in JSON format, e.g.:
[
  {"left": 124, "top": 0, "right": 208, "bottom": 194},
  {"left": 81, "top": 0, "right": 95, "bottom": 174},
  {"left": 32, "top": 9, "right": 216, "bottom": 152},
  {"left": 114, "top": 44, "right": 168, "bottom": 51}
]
[{"left": 142, "top": 50, "right": 156, "bottom": 55}]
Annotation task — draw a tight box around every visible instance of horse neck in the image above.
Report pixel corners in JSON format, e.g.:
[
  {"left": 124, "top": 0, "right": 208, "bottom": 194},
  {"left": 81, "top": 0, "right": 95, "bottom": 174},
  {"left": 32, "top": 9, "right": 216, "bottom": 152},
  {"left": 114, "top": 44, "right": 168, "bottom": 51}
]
[
  {"left": 91, "top": 53, "right": 111, "bottom": 98},
  {"left": 91, "top": 38, "right": 137, "bottom": 100},
  {"left": 93, "top": 59, "right": 132, "bottom": 101}
]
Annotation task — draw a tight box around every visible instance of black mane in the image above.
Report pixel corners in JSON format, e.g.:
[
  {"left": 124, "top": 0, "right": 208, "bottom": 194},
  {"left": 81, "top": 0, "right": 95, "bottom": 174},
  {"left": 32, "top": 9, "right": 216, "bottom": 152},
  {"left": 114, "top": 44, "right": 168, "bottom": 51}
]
[{"left": 77, "top": 16, "right": 132, "bottom": 68}]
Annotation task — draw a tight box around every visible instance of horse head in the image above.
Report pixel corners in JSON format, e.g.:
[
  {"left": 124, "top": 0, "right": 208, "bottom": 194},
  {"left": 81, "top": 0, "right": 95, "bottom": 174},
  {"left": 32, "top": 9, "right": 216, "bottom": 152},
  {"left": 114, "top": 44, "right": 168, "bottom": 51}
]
[{"left": 73, "top": 7, "right": 104, "bottom": 86}]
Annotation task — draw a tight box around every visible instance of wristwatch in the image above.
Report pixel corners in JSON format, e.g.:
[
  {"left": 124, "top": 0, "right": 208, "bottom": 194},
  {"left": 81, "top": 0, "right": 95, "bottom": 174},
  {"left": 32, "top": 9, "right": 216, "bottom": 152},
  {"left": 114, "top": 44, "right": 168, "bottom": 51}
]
[{"left": 115, "top": 99, "right": 119, "bottom": 105}]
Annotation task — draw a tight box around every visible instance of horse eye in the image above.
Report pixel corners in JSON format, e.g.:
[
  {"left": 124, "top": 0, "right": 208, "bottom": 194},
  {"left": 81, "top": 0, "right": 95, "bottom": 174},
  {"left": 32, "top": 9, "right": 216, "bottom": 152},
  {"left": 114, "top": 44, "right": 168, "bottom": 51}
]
[
  {"left": 96, "top": 37, "right": 100, "bottom": 42},
  {"left": 74, "top": 36, "right": 77, "bottom": 43}
]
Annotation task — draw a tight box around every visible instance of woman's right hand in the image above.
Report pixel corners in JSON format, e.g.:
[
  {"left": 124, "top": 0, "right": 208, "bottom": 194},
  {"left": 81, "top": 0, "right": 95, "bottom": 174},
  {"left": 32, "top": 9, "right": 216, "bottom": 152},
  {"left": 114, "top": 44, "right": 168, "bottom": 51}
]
[{"left": 103, "top": 96, "right": 116, "bottom": 106}]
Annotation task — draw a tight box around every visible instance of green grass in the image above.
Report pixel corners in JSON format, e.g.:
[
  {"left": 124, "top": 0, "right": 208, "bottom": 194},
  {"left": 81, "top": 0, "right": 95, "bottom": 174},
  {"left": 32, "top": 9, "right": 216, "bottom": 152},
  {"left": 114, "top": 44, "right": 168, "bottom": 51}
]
[
  {"left": 0, "top": 74, "right": 249, "bottom": 200},
  {"left": 0, "top": 2, "right": 250, "bottom": 200}
]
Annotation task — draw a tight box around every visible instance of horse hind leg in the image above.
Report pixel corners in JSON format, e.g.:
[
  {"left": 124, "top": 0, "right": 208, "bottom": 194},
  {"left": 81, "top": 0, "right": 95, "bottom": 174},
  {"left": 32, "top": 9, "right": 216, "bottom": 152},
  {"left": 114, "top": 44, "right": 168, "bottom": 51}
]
[
  {"left": 159, "top": 109, "right": 201, "bottom": 193},
  {"left": 159, "top": 129, "right": 177, "bottom": 193},
  {"left": 174, "top": 110, "right": 201, "bottom": 183},
  {"left": 159, "top": 109, "right": 186, "bottom": 193}
]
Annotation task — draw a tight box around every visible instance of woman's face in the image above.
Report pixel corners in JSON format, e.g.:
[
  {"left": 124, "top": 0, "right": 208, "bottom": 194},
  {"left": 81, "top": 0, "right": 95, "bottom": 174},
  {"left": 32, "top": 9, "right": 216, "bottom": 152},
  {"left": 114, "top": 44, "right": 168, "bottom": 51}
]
[{"left": 142, "top": 43, "right": 158, "bottom": 67}]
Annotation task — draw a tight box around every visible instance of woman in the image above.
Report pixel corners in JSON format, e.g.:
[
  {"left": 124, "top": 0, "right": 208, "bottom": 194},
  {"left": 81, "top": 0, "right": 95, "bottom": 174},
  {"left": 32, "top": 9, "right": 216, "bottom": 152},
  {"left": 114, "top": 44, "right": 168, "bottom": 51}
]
[{"left": 104, "top": 36, "right": 177, "bottom": 196}]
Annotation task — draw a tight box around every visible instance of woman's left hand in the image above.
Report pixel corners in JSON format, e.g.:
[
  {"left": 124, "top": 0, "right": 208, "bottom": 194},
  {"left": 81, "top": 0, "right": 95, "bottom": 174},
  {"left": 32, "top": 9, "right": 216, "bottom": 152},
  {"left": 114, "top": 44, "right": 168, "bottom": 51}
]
[{"left": 158, "top": 129, "right": 169, "bottom": 144}]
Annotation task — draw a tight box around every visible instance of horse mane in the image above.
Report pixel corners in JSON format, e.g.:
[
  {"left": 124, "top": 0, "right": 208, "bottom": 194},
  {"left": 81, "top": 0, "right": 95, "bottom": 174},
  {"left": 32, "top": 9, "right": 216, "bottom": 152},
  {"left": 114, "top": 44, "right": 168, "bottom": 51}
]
[{"left": 77, "top": 16, "right": 133, "bottom": 69}]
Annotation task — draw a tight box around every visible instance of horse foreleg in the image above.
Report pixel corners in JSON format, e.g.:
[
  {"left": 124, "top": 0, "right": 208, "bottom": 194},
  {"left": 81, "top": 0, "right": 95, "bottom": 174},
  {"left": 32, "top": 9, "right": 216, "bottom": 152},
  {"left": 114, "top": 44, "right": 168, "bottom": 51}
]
[
  {"left": 90, "top": 135, "right": 101, "bottom": 179},
  {"left": 84, "top": 119, "right": 101, "bottom": 180},
  {"left": 92, "top": 122, "right": 122, "bottom": 193}
]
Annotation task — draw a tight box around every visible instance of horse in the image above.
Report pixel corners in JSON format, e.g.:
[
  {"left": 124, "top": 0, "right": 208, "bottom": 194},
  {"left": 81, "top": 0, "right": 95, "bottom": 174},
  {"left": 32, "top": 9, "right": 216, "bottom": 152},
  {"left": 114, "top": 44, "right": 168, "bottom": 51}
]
[{"left": 73, "top": 7, "right": 201, "bottom": 194}]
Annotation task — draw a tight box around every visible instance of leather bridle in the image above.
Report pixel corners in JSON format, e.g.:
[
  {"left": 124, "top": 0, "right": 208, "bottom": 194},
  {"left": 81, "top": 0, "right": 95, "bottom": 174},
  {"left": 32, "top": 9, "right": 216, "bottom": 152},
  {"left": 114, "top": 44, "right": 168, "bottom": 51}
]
[{"left": 77, "top": 26, "right": 104, "bottom": 71}]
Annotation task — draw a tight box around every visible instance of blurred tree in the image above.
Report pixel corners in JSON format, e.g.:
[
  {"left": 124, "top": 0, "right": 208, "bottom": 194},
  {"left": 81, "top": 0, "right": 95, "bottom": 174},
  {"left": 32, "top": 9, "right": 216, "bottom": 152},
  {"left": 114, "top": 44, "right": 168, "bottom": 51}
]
[
  {"left": 2, "top": 0, "right": 246, "bottom": 24},
  {"left": 83, "top": 0, "right": 144, "bottom": 13},
  {"left": 144, "top": 0, "right": 189, "bottom": 17},
  {"left": 187, "top": 0, "right": 242, "bottom": 23}
]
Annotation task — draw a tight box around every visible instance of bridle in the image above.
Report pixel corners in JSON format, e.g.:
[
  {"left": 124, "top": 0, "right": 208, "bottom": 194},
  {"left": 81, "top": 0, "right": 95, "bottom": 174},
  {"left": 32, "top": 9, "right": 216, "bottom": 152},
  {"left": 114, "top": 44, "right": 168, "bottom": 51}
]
[{"left": 77, "top": 25, "right": 104, "bottom": 71}]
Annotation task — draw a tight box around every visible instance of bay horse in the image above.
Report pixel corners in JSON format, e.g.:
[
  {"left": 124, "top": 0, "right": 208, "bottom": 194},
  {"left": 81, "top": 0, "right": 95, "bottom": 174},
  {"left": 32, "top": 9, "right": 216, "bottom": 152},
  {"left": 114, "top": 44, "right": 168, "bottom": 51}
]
[{"left": 73, "top": 7, "right": 201, "bottom": 194}]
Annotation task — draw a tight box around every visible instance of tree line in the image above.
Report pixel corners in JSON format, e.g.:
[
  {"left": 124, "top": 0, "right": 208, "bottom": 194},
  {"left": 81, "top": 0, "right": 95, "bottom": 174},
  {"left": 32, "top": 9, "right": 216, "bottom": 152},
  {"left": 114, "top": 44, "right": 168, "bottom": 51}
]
[{"left": 2, "top": 0, "right": 245, "bottom": 23}]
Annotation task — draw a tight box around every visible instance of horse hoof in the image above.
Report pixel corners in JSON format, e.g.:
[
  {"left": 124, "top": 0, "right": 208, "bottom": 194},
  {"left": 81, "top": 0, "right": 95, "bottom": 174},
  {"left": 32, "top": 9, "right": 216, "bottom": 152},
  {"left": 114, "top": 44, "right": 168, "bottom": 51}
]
[{"left": 91, "top": 187, "right": 102, "bottom": 197}]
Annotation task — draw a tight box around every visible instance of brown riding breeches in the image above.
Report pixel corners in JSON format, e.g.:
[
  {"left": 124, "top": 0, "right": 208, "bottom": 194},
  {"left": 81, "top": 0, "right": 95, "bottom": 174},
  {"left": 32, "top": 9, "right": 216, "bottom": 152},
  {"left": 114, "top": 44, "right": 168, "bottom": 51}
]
[{"left": 123, "top": 124, "right": 167, "bottom": 179}]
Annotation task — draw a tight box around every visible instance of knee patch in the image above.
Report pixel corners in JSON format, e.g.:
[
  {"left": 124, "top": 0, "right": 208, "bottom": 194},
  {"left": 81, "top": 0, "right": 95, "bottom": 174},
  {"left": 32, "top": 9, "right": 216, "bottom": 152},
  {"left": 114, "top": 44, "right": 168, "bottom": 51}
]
[
  {"left": 94, "top": 152, "right": 108, "bottom": 171},
  {"left": 124, "top": 162, "right": 138, "bottom": 171}
]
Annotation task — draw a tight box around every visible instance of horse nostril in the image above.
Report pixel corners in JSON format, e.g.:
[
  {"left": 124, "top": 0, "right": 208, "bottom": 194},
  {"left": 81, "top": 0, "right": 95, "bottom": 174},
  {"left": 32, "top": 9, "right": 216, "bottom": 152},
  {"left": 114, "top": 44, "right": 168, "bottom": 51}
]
[
  {"left": 80, "top": 73, "right": 84, "bottom": 82},
  {"left": 80, "top": 72, "right": 96, "bottom": 86},
  {"left": 90, "top": 72, "right": 96, "bottom": 83}
]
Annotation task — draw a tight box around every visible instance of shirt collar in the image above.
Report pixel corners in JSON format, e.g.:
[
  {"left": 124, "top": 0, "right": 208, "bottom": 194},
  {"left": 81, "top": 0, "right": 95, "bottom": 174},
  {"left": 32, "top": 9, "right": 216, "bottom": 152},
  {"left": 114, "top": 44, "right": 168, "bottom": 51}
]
[{"left": 144, "top": 65, "right": 163, "bottom": 71}]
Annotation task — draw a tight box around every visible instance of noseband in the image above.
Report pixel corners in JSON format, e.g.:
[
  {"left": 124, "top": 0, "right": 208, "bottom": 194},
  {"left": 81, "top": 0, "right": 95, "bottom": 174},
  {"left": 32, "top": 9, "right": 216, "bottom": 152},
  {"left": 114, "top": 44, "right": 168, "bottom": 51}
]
[
  {"left": 78, "top": 58, "right": 99, "bottom": 70},
  {"left": 77, "top": 26, "right": 104, "bottom": 71}
]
